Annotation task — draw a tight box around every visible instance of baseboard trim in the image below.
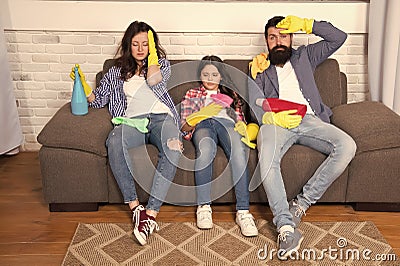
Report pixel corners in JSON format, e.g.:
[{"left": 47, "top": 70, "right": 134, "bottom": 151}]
[
  {"left": 49, "top": 203, "right": 99, "bottom": 212},
  {"left": 353, "top": 202, "right": 400, "bottom": 212}
]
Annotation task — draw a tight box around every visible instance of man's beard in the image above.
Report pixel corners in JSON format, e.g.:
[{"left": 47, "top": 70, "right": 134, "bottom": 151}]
[{"left": 269, "top": 45, "right": 292, "bottom": 65}]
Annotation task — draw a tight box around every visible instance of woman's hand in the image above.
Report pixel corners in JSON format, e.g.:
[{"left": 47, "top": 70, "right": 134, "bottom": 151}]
[
  {"left": 147, "top": 30, "right": 159, "bottom": 67},
  {"left": 146, "top": 30, "right": 162, "bottom": 85}
]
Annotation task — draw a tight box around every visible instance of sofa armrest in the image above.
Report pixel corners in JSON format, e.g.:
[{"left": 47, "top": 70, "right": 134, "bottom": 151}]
[
  {"left": 37, "top": 103, "right": 113, "bottom": 156},
  {"left": 331, "top": 101, "right": 400, "bottom": 154}
]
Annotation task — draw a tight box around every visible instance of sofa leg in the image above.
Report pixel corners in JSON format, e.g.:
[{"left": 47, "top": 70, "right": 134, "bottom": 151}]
[
  {"left": 49, "top": 203, "right": 99, "bottom": 212},
  {"left": 353, "top": 202, "right": 400, "bottom": 212}
]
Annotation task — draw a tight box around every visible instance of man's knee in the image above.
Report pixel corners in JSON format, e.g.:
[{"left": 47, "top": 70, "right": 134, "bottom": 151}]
[
  {"left": 340, "top": 134, "right": 357, "bottom": 160},
  {"left": 346, "top": 136, "right": 357, "bottom": 158}
]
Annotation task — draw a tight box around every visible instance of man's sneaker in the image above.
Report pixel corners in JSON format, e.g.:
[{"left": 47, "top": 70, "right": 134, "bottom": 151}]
[
  {"left": 196, "top": 205, "right": 213, "bottom": 229},
  {"left": 277, "top": 228, "right": 304, "bottom": 260},
  {"left": 133, "top": 205, "right": 159, "bottom": 245},
  {"left": 235, "top": 211, "right": 258, "bottom": 237},
  {"left": 288, "top": 199, "right": 306, "bottom": 228}
]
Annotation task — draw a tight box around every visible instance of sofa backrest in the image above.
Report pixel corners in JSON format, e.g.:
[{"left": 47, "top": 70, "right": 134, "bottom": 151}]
[
  {"left": 314, "top": 59, "right": 347, "bottom": 107},
  {"left": 96, "top": 58, "right": 347, "bottom": 114}
]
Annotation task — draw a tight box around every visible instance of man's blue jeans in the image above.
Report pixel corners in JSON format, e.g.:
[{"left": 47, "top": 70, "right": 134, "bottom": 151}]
[
  {"left": 192, "top": 118, "right": 250, "bottom": 211},
  {"left": 257, "top": 114, "right": 356, "bottom": 229},
  {"left": 106, "top": 113, "right": 182, "bottom": 212}
]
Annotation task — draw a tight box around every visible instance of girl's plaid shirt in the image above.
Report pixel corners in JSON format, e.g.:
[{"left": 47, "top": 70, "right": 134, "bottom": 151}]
[{"left": 180, "top": 85, "right": 245, "bottom": 140}]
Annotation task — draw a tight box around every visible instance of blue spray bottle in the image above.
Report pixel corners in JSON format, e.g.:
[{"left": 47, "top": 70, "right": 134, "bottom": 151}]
[{"left": 71, "top": 66, "right": 88, "bottom": 115}]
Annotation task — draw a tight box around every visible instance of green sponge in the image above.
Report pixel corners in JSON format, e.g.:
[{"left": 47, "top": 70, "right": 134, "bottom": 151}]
[{"left": 111, "top": 117, "right": 149, "bottom": 133}]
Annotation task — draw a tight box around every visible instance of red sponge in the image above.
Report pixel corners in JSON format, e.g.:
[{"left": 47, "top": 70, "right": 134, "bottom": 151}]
[{"left": 258, "top": 98, "right": 307, "bottom": 118}]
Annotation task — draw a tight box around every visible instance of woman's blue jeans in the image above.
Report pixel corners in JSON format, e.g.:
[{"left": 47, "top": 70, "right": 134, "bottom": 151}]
[
  {"left": 192, "top": 118, "right": 250, "bottom": 210},
  {"left": 257, "top": 114, "right": 357, "bottom": 229},
  {"left": 106, "top": 113, "right": 182, "bottom": 212}
]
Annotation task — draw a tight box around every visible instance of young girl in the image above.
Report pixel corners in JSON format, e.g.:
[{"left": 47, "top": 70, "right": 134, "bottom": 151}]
[
  {"left": 70, "top": 21, "right": 183, "bottom": 245},
  {"left": 180, "top": 55, "right": 258, "bottom": 237}
]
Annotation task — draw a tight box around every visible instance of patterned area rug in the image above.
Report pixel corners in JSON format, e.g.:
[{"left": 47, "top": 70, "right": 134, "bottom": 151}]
[{"left": 62, "top": 220, "right": 397, "bottom": 265}]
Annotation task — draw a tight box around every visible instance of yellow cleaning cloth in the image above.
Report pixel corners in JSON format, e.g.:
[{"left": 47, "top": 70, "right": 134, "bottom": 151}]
[{"left": 249, "top": 52, "right": 270, "bottom": 79}]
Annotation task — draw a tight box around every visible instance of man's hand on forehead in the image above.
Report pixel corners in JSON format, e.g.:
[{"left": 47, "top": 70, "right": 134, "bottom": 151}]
[{"left": 276, "top": 15, "right": 314, "bottom": 34}]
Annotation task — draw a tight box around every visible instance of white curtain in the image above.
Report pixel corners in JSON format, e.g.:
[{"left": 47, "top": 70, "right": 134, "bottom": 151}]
[
  {"left": 0, "top": 22, "right": 23, "bottom": 154},
  {"left": 368, "top": 0, "right": 400, "bottom": 114}
]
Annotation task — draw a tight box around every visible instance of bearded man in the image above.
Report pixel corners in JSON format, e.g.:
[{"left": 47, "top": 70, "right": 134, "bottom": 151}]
[{"left": 248, "top": 15, "right": 357, "bottom": 260}]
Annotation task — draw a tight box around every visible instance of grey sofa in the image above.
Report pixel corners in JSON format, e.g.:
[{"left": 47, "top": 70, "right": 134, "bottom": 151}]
[{"left": 37, "top": 58, "right": 400, "bottom": 212}]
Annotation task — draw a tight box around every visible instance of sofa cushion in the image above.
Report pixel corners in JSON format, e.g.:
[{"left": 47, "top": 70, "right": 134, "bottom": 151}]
[
  {"left": 223, "top": 59, "right": 251, "bottom": 100},
  {"left": 169, "top": 60, "right": 200, "bottom": 106},
  {"left": 37, "top": 103, "right": 112, "bottom": 157},
  {"left": 346, "top": 147, "right": 400, "bottom": 202},
  {"left": 331, "top": 101, "right": 400, "bottom": 153}
]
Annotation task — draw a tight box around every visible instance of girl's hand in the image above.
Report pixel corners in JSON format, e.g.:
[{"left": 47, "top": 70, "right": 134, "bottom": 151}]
[
  {"left": 234, "top": 121, "right": 247, "bottom": 136},
  {"left": 235, "top": 122, "right": 259, "bottom": 149},
  {"left": 186, "top": 103, "right": 223, "bottom": 127}
]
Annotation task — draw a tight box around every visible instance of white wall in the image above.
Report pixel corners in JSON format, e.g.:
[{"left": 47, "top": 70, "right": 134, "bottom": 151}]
[
  {"left": 1, "top": 0, "right": 370, "bottom": 151},
  {"left": 2, "top": 0, "right": 367, "bottom": 33}
]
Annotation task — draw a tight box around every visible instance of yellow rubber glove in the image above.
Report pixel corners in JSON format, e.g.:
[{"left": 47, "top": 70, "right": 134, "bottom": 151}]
[
  {"left": 276, "top": 15, "right": 314, "bottom": 34},
  {"left": 245, "top": 123, "right": 259, "bottom": 142},
  {"left": 69, "top": 64, "right": 93, "bottom": 97},
  {"left": 249, "top": 52, "right": 270, "bottom": 79},
  {"left": 186, "top": 103, "right": 223, "bottom": 127},
  {"left": 234, "top": 121, "right": 247, "bottom": 136},
  {"left": 234, "top": 121, "right": 259, "bottom": 149},
  {"left": 262, "top": 110, "right": 302, "bottom": 129},
  {"left": 147, "top": 30, "right": 159, "bottom": 67}
]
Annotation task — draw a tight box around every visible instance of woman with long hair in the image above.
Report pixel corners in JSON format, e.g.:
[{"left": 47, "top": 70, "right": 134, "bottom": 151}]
[{"left": 70, "top": 21, "right": 183, "bottom": 246}]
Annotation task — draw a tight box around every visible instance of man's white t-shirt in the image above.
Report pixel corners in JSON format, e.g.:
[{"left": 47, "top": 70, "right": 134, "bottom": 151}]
[{"left": 276, "top": 62, "right": 314, "bottom": 114}]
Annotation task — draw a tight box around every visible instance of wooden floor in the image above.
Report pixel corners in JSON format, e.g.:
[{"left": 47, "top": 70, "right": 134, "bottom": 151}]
[{"left": 0, "top": 152, "right": 399, "bottom": 265}]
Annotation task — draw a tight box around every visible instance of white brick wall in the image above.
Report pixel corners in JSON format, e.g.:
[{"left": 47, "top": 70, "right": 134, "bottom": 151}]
[{"left": 5, "top": 30, "right": 369, "bottom": 151}]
